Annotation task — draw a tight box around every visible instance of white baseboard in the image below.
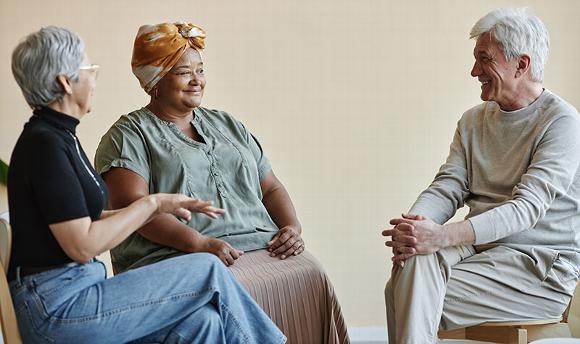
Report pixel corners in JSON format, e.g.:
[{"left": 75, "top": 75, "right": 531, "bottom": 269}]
[{"left": 348, "top": 326, "right": 388, "bottom": 344}]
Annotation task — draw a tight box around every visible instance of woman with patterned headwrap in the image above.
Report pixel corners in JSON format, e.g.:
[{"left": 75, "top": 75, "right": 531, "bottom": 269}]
[
  {"left": 95, "top": 22, "right": 349, "bottom": 344},
  {"left": 7, "top": 25, "right": 285, "bottom": 344}
]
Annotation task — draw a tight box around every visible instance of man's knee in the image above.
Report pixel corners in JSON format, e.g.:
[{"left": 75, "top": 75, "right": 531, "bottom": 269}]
[
  {"left": 394, "top": 253, "right": 437, "bottom": 276},
  {"left": 385, "top": 276, "right": 394, "bottom": 299},
  {"left": 386, "top": 253, "right": 443, "bottom": 293}
]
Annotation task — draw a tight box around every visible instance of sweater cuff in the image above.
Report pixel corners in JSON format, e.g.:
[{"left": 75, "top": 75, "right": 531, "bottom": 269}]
[
  {"left": 468, "top": 214, "right": 495, "bottom": 244},
  {"left": 409, "top": 203, "right": 448, "bottom": 225}
]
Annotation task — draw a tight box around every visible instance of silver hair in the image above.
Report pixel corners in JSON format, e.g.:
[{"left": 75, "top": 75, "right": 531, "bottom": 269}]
[
  {"left": 470, "top": 8, "right": 549, "bottom": 82},
  {"left": 11, "top": 26, "right": 85, "bottom": 108}
]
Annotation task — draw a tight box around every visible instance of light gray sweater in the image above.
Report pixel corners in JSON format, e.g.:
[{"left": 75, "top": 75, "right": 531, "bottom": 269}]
[{"left": 410, "top": 90, "right": 580, "bottom": 261}]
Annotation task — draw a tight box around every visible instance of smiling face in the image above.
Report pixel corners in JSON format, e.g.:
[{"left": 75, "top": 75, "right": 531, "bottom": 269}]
[
  {"left": 470, "top": 33, "right": 520, "bottom": 110},
  {"left": 154, "top": 47, "right": 205, "bottom": 113}
]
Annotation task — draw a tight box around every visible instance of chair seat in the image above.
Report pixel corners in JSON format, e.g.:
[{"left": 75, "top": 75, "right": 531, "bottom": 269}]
[
  {"left": 439, "top": 316, "right": 571, "bottom": 343},
  {"left": 477, "top": 317, "right": 563, "bottom": 327}
]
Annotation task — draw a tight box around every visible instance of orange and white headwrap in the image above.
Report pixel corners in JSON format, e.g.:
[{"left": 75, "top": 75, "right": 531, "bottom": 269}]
[{"left": 131, "top": 22, "right": 206, "bottom": 93}]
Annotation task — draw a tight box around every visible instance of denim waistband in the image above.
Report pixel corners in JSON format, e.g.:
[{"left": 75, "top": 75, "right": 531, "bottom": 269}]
[{"left": 13, "top": 258, "right": 99, "bottom": 286}]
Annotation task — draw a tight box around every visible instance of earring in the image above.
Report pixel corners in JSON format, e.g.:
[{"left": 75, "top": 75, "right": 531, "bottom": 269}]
[{"left": 153, "top": 87, "right": 159, "bottom": 99}]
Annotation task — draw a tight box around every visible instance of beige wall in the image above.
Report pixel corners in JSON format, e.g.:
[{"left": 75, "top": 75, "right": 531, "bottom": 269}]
[{"left": 1, "top": 0, "right": 580, "bottom": 333}]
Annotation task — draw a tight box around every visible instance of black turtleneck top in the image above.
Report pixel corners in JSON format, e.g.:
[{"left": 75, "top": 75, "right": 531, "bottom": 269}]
[{"left": 7, "top": 106, "right": 108, "bottom": 281}]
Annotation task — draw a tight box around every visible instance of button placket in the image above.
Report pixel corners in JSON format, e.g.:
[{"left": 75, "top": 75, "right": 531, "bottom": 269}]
[{"left": 207, "top": 149, "right": 227, "bottom": 198}]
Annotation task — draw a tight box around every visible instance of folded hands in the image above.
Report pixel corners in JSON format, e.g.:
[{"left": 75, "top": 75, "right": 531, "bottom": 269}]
[{"left": 382, "top": 214, "right": 448, "bottom": 264}]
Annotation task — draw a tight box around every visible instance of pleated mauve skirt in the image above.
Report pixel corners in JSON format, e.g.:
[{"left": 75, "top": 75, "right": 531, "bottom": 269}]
[{"left": 228, "top": 249, "right": 350, "bottom": 344}]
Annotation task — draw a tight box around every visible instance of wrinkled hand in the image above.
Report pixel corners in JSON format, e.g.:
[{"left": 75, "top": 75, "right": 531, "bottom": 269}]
[
  {"left": 383, "top": 214, "right": 446, "bottom": 264},
  {"left": 391, "top": 217, "right": 445, "bottom": 255},
  {"left": 267, "top": 226, "right": 304, "bottom": 259},
  {"left": 381, "top": 214, "right": 426, "bottom": 263},
  {"left": 151, "top": 194, "right": 225, "bottom": 221},
  {"left": 382, "top": 214, "right": 422, "bottom": 265},
  {"left": 202, "top": 237, "right": 244, "bottom": 266}
]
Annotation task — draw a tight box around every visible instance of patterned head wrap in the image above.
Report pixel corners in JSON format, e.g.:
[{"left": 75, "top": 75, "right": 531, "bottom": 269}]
[{"left": 131, "top": 22, "right": 206, "bottom": 93}]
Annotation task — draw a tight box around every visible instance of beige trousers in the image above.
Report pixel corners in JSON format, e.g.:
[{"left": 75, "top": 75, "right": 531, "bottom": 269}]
[{"left": 384, "top": 245, "right": 577, "bottom": 344}]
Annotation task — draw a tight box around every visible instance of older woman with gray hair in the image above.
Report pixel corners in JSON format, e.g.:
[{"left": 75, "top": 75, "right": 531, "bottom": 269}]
[
  {"left": 7, "top": 26, "right": 285, "bottom": 344},
  {"left": 95, "top": 22, "right": 349, "bottom": 344},
  {"left": 383, "top": 8, "right": 580, "bottom": 343}
]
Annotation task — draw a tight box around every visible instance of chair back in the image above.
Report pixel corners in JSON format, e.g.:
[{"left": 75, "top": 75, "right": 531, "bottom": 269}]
[
  {"left": 0, "top": 216, "right": 22, "bottom": 343},
  {"left": 0, "top": 218, "right": 11, "bottom": 271}
]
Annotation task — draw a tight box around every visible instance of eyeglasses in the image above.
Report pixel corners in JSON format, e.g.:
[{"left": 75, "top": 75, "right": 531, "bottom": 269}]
[
  {"left": 79, "top": 64, "right": 100, "bottom": 72},
  {"left": 79, "top": 64, "right": 100, "bottom": 79}
]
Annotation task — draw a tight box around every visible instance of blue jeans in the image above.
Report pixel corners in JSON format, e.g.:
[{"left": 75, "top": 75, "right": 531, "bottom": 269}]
[{"left": 10, "top": 253, "right": 286, "bottom": 344}]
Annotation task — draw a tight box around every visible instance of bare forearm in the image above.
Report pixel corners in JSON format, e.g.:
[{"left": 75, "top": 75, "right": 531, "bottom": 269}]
[
  {"left": 97, "top": 168, "right": 221, "bottom": 256},
  {"left": 100, "top": 208, "right": 124, "bottom": 219},
  {"left": 53, "top": 196, "right": 159, "bottom": 261},
  {"left": 136, "top": 214, "right": 207, "bottom": 252},
  {"left": 263, "top": 184, "right": 301, "bottom": 232},
  {"left": 89, "top": 196, "right": 160, "bottom": 252}
]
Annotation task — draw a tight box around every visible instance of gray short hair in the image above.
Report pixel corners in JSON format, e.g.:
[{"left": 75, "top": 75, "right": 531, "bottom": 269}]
[
  {"left": 11, "top": 26, "right": 85, "bottom": 108},
  {"left": 470, "top": 8, "right": 549, "bottom": 82}
]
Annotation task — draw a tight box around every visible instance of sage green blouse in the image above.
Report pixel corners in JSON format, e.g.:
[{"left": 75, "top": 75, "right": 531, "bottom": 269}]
[{"left": 95, "top": 107, "right": 278, "bottom": 272}]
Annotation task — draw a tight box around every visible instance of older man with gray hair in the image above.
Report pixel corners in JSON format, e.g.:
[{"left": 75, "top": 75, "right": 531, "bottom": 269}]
[{"left": 383, "top": 8, "right": 580, "bottom": 344}]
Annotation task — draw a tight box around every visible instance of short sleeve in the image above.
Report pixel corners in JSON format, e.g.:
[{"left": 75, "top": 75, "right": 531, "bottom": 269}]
[
  {"left": 28, "top": 133, "right": 90, "bottom": 224},
  {"left": 248, "top": 133, "right": 272, "bottom": 180},
  {"left": 94, "top": 120, "right": 151, "bottom": 183},
  {"left": 234, "top": 117, "right": 272, "bottom": 180}
]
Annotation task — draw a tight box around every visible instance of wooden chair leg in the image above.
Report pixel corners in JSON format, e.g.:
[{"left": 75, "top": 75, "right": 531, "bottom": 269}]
[
  {"left": 510, "top": 328, "right": 526, "bottom": 344},
  {"left": 526, "top": 322, "right": 571, "bottom": 341},
  {"left": 464, "top": 323, "right": 571, "bottom": 343}
]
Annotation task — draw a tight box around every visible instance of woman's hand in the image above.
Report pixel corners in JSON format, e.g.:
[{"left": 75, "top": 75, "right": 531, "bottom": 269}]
[
  {"left": 267, "top": 226, "right": 305, "bottom": 259},
  {"left": 50, "top": 195, "right": 224, "bottom": 264},
  {"left": 200, "top": 237, "right": 244, "bottom": 266},
  {"left": 150, "top": 193, "right": 225, "bottom": 221}
]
